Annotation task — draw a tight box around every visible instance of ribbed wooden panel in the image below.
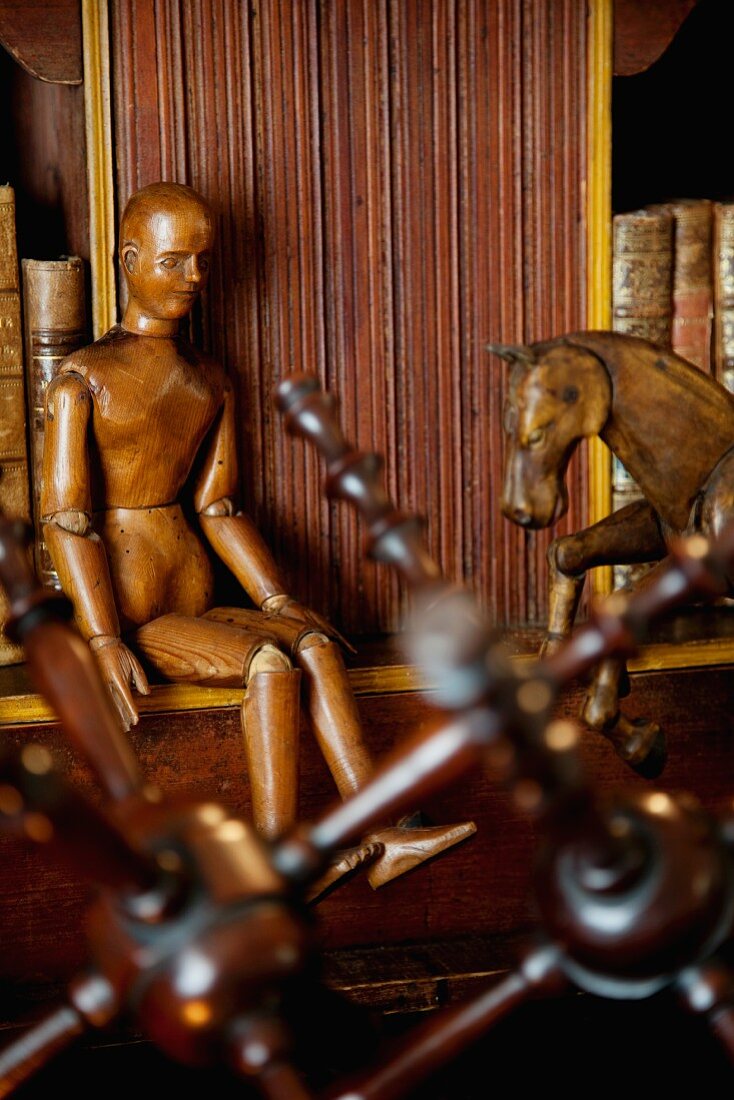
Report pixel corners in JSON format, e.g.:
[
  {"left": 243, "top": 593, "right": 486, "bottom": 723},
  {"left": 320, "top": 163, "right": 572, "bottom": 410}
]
[{"left": 111, "top": 0, "right": 588, "bottom": 633}]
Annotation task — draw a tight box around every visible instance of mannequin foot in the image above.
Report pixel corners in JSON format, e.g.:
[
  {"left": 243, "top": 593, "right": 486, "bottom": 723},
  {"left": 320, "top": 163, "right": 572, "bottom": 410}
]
[
  {"left": 365, "top": 819, "right": 476, "bottom": 890},
  {"left": 306, "top": 840, "right": 384, "bottom": 904}
]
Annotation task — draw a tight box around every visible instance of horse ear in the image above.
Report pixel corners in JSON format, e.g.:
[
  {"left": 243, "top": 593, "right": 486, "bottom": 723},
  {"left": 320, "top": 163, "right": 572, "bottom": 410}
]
[{"left": 485, "top": 343, "right": 536, "bottom": 366}]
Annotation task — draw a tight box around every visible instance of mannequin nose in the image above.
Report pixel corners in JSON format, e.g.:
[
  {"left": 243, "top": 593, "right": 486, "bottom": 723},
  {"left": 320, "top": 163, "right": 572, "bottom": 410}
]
[{"left": 185, "top": 258, "right": 202, "bottom": 283}]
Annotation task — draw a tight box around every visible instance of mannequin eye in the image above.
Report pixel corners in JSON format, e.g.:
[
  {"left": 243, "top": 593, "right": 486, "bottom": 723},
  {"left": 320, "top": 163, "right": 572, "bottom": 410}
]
[
  {"left": 199, "top": 257, "right": 210, "bottom": 272},
  {"left": 160, "top": 257, "right": 178, "bottom": 269}
]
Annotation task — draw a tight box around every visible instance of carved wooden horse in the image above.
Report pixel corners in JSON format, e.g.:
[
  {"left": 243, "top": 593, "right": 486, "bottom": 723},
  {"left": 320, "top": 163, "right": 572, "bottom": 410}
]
[{"left": 490, "top": 331, "right": 734, "bottom": 774}]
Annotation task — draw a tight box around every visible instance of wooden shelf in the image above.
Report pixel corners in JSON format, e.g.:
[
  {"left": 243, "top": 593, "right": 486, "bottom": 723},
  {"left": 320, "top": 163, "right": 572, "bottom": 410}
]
[{"left": 2, "top": 616, "right": 733, "bottom": 727}]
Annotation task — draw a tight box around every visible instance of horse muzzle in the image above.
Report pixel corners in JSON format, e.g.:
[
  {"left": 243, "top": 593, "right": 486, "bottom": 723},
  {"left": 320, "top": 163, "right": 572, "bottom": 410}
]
[
  {"left": 501, "top": 481, "right": 567, "bottom": 531},
  {"left": 501, "top": 501, "right": 535, "bottom": 527}
]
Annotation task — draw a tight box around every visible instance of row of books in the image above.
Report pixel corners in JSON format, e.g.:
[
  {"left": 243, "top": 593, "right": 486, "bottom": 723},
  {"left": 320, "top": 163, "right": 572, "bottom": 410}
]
[
  {"left": 611, "top": 198, "right": 733, "bottom": 589},
  {"left": 0, "top": 184, "right": 87, "bottom": 664}
]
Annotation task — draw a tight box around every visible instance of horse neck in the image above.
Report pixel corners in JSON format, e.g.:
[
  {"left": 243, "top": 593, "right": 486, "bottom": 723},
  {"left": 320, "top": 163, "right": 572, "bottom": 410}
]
[{"left": 597, "top": 353, "right": 734, "bottom": 532}]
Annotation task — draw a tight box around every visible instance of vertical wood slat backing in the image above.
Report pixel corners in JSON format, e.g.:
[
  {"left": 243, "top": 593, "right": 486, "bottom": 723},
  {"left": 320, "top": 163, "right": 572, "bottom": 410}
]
[{"left": 111, "top": 0, "right": 588, "bottom": 633}]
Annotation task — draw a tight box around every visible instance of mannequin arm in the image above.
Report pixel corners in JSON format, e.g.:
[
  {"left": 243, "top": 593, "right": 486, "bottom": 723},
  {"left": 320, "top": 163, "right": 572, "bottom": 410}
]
[
  {"left": 194, "top": 379, "right": 290, "bottom": 606},
  {"left": 195, "top": 379, "right": 353, "bottom": 648},
  {"left": 42, "top": 373, "right": 148, "bottom": 728}
]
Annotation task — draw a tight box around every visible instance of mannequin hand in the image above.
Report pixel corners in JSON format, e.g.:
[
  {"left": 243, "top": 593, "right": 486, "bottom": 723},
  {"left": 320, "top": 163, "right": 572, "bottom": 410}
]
[
  {"left": 261, "top": 595, "right": 357, "bottom": 655},
  {"left": 90, "top": 636, "right": 150, "bottom": 731}
]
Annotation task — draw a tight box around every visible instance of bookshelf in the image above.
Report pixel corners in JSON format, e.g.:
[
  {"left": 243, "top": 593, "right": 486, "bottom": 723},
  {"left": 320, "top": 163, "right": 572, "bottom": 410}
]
[
  {"left": 613, "top": 0, "right": 734, "bottom": 393},
  {"left": 589, "top": 0, "right": 734, "bottom": 593},
  {"left": 0, "top": 0, "right": 730, "bottom": 695},
  {"left": 613, "top": 0, "right": 734, "bottom": 213},
  {"left": 2, "top": 6, "right": 734, "bottom": 1094},
  {"left": 1, "top": 4, "right": 730, "bottom": 690},
  {"left": 0, "top": 0, "right": 732, "bottom": 695}
]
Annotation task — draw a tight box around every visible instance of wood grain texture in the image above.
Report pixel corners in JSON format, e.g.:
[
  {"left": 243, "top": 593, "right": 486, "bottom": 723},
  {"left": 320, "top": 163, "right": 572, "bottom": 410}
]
[
  {"left": 0, "top": 48, "right": 88, "bottom": 263},
  {"left": 2, "top": 667, "right": 734, "bottom": 996},
  {"left": 0, "top": 0, "right": 82, "bottom": 84},
  {"left": 613, "top": 0, "right": 697, "bottom": 77},
  {"left": 111, "top": 0, "right": 589, "bottom": 634}
]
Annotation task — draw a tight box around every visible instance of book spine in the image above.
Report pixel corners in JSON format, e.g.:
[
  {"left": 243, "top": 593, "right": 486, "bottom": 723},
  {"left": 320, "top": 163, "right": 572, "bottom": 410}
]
[
  {"left": 22, "top": 258, "right": 87, "bottom": 589},
  {"left": 713, "top": 202, "right": 734, "bottom": 393},
  {"left": 611, "top": 209, "right": 672, "bottom": 590},
  {"left": 650, "top": 199, "right": 713, "bottom": 372},
  {"left": 612, "top": 209, "right": 673, "bottom": 346},
  {"left": 0, "top": 186, "right": 31, "bottom": 664}
]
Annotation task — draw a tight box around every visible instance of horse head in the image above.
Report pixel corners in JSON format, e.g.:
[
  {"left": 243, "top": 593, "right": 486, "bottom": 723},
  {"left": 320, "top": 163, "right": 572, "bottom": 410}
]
[{"left": 488, "top": 339, "right": 611, "bottom": 529}]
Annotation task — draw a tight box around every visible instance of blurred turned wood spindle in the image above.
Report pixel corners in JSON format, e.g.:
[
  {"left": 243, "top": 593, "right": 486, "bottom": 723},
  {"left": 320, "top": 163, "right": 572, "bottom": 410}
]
[
  {"left": 275, "top": 375, "right": 442, "bottom": 591},
  {"left": 2, "top": 370, "right": 734, "bottom": 1096},
  {"left": 0, "top": 514, "right": 322, "bottom": 1098},
  {"left": 0, "top": 517, "right": 141, "bottom": 803},
  {"left": 275, "top": 374, "right": 734, "bottom": 1099}
]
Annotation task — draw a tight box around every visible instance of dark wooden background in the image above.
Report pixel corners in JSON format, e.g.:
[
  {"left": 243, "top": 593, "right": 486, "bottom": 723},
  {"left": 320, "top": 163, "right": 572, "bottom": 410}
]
[{"left": 110, "top": 0, "right": 590, "bottom": 634}]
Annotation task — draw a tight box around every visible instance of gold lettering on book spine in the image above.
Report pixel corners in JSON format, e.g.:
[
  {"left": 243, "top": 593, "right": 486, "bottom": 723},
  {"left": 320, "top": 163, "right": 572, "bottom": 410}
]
[{"left": 613, "top": 212, "right": 673, "bottom": 347}]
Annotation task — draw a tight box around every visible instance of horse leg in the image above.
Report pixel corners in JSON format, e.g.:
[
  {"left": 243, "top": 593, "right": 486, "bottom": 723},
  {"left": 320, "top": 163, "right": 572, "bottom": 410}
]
[
  {"left": 545, "top": 502, "right": 667, "bottom": 776},
  {"left": 583, "top": 659, "right": 667, "bottom": 778},
  {"left": 544, "top": 500, "right": 666, "bottom": 652}
]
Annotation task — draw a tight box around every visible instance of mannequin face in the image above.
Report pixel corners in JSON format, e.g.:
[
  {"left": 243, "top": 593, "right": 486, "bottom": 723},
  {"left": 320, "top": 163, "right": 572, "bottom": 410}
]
[{"left": 122, "top": 204, "right": 214, "bottom": 322}]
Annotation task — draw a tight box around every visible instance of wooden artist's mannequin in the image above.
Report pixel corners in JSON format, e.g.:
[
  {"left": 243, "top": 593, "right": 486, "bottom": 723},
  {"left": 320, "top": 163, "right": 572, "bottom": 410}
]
[{"left": 40, "top": 182, "right": 474, "bottom": 889}]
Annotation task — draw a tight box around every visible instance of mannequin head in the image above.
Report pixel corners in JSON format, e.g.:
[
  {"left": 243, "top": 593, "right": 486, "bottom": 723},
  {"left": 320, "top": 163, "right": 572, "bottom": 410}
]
[{"left": 120, "top": 182, "right": 214, "bottom": 335}]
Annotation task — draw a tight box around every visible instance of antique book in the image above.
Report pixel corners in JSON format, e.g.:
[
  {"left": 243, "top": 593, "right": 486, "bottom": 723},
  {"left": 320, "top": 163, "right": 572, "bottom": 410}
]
[
  {"left": 0, "top": 185, "right": 31, "bottom": 664},
  {"left": 611, "top": 209, "right": 673, "bottom": 589},
  {"left": 648, "top": 199, "right": 713, "bottom": 372},
  {"left": 612, "top": 208, "right": 673, "bottom": 346},
  {"left": 610, "top": 471, "right": 656, "bottom": 592},
  {"left": 22, "top": 257, "right": 86, "bottom": 588},
  {"left": 713, "top": 202, "right": 734, "bottom": 393},
  {"left": 611, "top": 459, "right": 643, "bottom": 506}
]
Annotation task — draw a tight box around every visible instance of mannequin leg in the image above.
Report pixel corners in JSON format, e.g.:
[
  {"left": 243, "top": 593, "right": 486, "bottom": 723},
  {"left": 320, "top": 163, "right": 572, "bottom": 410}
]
[
  {"left": 296, "top": 635, "right": 476, "bottom": 888},
  {"left": 200, "top": 608, "right": 476, "bottom": 888},
  {"left": 132, "top": 614, "right": 301, "bottom": 839},
  {"left": 242, "top": 646, "right": 302, "bottom": 841}
]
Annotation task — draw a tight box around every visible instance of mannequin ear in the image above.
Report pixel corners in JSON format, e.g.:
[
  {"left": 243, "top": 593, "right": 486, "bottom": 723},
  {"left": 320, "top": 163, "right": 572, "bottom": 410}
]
[{"left": 121, "top": 244, "right": 138, "bottom": 275}]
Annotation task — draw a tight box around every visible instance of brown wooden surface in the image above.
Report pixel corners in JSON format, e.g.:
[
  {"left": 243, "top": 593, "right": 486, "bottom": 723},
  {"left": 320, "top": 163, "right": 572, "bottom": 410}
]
[
  {"left": 110, "top": 0, "right": 589, "bottom": 634},
  {"left": 614, "top": 0, "right": 697, "bottom": 77},
  {"left": 0, "top": 47, "right": 88, "bottom": 263},
  {"left": 2, "top": 665, "right": 733, "bottom": 1013},
  {"left": 0, "top": 0, "right": 81, "bottom": 84}
]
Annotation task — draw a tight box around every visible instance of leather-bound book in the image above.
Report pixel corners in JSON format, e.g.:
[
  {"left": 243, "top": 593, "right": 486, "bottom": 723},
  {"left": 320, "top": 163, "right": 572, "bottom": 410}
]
[
  {"left": 611, "top": 209, "right": 672, "bottom": 590},
  {"left": 0, "top": 185, "right": 31, "bottom": 664},
  {"left": 649, "top": 199, "right": 713, "bottom": 372},
  {"left": 611, "top": 457, "right": 643, "bottom": 507},
  {"left": 713, "top": 202, "right": 734, "bottom": 393},
  {"left": 22, "top": 257, "right": 87, "bottom": 588},
  {"left": 612, "top": 208, "right": 673, "bottom": 347}
]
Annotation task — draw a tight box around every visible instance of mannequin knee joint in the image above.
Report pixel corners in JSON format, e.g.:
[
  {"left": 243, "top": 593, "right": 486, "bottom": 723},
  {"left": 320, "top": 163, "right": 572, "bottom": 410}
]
[
  {"left": 295, "top": 631, "right": 330, "bottom": 654},
  {"left": 248, "top": 643, "right": 292, "bottom": 678}
]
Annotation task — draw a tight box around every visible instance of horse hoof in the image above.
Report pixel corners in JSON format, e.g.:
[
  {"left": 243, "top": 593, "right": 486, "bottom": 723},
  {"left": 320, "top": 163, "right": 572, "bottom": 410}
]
[
  {"left": 626, "top": 722, "right": 667, "bottom": 780},
  {"left": 600, "top": 713, "right": 667, "bottom": 778}
]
